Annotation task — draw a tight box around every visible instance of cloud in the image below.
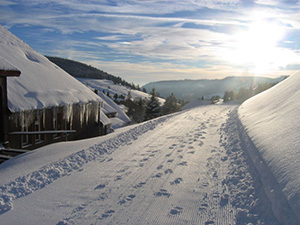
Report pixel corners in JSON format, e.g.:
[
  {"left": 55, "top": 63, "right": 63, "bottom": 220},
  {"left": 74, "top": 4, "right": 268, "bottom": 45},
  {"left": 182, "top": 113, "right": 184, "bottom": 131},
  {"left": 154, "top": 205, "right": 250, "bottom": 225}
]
[
  {"left": 85, "top": 60, "right": 243, "bottom": 85},
  {"left": 1, "top": 0, "right": 300, "bottom": 84}
]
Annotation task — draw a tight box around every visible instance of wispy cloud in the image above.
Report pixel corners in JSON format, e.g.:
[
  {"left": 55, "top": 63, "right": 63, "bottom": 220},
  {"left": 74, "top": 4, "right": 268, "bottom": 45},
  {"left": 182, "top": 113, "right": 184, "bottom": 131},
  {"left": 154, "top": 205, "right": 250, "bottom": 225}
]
[{"left": 1, "top": 0, "right": 300, "bottom": 84}]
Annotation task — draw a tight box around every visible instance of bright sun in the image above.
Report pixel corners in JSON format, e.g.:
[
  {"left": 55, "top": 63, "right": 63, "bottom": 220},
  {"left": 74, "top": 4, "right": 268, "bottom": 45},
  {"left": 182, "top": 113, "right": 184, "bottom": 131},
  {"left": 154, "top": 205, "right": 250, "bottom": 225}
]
[{"left": 228, "top": 21, "right": 285, "bottom": 75}]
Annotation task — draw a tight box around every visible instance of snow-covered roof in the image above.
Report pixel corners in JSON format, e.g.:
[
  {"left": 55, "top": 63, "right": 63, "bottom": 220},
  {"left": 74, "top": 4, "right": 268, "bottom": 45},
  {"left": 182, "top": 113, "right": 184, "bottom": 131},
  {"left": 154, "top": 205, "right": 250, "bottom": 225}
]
[
  {"left": 0, "top": 26, "right": 102, "bottom": 112},
  {"left": 0, "top": 56, "right": 20, "bottom": 73}
]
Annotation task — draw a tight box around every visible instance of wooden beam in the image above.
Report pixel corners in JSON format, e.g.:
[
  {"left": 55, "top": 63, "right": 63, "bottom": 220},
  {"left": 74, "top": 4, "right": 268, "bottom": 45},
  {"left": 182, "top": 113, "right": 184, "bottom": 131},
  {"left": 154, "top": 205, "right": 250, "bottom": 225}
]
[
  {"left": 9, "top": 130, "right": 76, "bottom": 135},
  {"left": 0, "top": 148, "right": 29, "bottom": 154},
  {"left": 0, "top": 70, "right": 21, "bottom": 77},
  {"left": 0, "top": 154, "right": 12, "bottom": 160}
]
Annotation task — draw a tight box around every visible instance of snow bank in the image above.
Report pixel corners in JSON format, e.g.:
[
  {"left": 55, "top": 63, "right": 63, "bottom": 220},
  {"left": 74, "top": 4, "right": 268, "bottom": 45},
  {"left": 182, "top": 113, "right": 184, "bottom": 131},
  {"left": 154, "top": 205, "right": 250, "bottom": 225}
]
[
  {"left": 238, "top": 72, "right": 300, "bottom": 222},
  {"left": 0, "top": 26, "right": 102, "bottom": 112}
]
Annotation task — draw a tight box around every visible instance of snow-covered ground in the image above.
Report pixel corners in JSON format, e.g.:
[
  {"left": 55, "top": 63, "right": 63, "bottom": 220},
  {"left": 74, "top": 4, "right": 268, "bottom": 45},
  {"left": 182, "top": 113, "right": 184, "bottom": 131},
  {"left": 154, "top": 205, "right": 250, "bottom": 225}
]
[
  {"left": 0, "top": 104, "right": 284, "bottom": 225},
  {"left": 239, "top": 71, "right": 300, "bottom": 223}
]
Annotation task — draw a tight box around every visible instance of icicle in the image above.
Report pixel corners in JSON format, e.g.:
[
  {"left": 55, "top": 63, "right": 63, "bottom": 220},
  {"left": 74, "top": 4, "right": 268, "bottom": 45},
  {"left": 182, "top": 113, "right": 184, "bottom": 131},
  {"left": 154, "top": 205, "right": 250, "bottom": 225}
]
[
  {"left": 80, "top": 104, "right": 86, "bottom": 127},
  {"left": 63, "top": 104, "right": 73, "bottom": 124},
  {"left": 42, "top": 108, "right": 46, "bottom": 129},
  {"left": 95, "top": 102, "right": 99, "bottom": 123},
  {"left": 85, "top": 103, "right": 89, "bottom": 125}
]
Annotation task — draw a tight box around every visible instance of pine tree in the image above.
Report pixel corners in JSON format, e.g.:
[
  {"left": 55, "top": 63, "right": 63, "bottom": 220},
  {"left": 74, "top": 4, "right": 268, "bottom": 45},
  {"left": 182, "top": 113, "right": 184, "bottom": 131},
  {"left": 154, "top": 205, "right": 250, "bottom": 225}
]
[
  {"left": 145, "top": 88, "right": 162, "bottom": 121},
  {"left": 162, "top": 93, "right": 180, "bottom": 115}
]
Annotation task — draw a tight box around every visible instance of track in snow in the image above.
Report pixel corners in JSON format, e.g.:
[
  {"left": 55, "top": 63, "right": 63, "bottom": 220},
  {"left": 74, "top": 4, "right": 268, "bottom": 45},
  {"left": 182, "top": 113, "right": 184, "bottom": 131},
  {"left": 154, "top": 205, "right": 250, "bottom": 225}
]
[{"left": 0, "top": 105, "right": 279, "bottom": 225}]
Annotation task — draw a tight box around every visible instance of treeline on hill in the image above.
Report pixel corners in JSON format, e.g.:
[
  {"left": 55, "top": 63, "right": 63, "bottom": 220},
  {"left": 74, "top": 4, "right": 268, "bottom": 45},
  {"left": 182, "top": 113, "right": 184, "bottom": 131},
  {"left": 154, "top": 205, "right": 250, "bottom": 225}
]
[
  {"left": 123, "top": 88, "right": 182, "bottom": 123},
  {"left": 223, "top": 81, "right": 282, "bottom": 103},
  {"left": 46, "top": 56, "right": 139, "bottom": 90}
]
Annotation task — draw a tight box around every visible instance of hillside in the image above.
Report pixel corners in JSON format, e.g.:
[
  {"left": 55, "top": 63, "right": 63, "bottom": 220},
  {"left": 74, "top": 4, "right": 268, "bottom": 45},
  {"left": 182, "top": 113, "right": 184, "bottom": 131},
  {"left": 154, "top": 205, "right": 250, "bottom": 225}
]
[
  {"left": 46, "top": 56, "right": 137, "bottom": 90},
  {"left": 78, "top": 78, "right": 165, "bottom": 105},
  {"left": 142, "top": 76, "right": 286, "bottom": 101}
]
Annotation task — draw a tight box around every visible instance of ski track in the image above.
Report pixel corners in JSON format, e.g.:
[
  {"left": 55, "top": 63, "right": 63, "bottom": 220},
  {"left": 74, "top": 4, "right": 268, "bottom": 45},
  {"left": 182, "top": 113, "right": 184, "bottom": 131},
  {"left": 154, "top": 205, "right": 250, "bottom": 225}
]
[{"left": 0, "top": 105, "right": 281, "bottom": 225}]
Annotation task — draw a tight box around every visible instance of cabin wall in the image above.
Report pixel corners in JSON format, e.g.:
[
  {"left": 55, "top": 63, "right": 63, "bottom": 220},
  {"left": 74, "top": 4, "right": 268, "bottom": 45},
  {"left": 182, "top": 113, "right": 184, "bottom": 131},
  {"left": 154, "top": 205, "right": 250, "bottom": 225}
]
[
  {"left": 7, "top": 101, "right": 104, "bottom": 150},
  {"left": 0, "top": 77, "right": 5, "bottom": 142}
]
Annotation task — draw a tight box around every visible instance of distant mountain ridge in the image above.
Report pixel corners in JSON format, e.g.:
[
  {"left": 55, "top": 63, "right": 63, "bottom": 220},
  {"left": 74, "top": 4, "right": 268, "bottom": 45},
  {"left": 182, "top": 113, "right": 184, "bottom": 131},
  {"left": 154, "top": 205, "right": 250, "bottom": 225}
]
[
  {"left": 46, "top": 56, "right": 137, "bottom": 89},
  {"left": 142, "top": 76, "right": 287, "bottom": 101}
]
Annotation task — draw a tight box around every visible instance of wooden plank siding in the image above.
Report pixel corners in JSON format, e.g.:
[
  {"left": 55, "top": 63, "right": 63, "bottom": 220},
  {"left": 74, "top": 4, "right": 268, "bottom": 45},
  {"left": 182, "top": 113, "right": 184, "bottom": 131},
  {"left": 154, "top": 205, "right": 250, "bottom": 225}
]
[{"left": 7, "top": 102, "right": 104, "bottom": 150}]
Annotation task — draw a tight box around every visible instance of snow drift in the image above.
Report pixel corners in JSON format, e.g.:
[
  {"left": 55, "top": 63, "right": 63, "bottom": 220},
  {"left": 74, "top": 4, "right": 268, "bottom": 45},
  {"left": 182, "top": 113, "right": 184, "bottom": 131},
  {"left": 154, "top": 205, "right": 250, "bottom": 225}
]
[{"left": 239, "top": 72, "right": 300, "bottom": 222}]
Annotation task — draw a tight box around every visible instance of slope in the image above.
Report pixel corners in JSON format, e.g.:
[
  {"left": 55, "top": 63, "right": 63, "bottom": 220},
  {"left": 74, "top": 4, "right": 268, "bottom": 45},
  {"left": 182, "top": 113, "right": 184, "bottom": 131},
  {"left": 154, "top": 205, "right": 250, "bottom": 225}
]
[
  {"left": 78, "top": 78, "right": 165, "bottom": 105},
  {"left": 239, "top": 71, "right": 300, "bottom": 222},
  {"left": 46, "top": 56, "right": 136, "bottom": 90}
]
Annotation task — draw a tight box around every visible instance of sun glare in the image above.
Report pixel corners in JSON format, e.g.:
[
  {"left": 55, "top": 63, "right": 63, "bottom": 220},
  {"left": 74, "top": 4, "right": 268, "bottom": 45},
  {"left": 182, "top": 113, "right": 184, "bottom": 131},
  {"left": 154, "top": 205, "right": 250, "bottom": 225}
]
[{"left": 228, "top": 20, "right": 285, "bottom": 75}]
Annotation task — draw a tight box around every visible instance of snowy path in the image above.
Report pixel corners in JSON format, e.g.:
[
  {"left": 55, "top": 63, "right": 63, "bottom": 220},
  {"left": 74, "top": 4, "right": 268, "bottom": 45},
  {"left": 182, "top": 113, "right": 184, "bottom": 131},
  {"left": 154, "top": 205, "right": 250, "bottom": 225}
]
[{"left": 0, "top": 105, "right": 279, "bottom": 225}]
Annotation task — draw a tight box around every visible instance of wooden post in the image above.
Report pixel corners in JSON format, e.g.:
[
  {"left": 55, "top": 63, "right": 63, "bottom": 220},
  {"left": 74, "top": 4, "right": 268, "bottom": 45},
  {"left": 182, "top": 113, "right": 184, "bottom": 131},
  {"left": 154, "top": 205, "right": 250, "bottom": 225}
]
[{"left": 0, "top": 60, "right": 21, "bottom": 145}]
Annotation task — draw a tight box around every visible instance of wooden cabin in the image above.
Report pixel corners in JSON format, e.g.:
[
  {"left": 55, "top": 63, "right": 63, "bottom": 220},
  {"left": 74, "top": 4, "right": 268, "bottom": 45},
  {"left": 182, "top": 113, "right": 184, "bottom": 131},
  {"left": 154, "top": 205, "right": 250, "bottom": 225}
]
[{"left": 0, "top": 26, "right": 112, "bottom": 150}]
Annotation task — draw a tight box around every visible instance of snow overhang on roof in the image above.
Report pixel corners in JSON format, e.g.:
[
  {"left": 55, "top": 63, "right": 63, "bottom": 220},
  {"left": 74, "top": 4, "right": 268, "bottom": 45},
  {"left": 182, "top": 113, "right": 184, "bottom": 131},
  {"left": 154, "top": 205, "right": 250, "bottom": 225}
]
[{"left": 0, "top": 57, "right": 21, "bottom": 77}]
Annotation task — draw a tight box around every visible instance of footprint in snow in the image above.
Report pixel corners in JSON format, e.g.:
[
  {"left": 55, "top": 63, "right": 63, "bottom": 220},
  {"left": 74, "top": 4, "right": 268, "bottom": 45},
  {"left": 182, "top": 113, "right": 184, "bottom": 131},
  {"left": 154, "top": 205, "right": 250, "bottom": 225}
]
[
  {"left": 155, "top": 189, "right": 171, "bottom": 197},
  {"left": 221, "top": 156, "right": 228, "bottom": 161},
  {"left": 170, "top": 178, "right": 183, "bottom": 185},
  {"left": 117, "top": 166, "right": 129, "bottom": 173},
  {"left": 94, "top": 184, "right": 106, "bottom": 190},
  {"left": 220, "top": 194, "right": 229, "bottom": 207},
  {"left": 178, "top": 161, "right": 187, "bottom": 166},
  {"left": 164, "top": 169, "right": 173, "bottom": 174},
  {"left": 153, "top": 173, "right": 163, "bottom": 178},
  {"left": 201, "top": 182, "right": 209, "bottom": 187},
  {"left": 198, "top": 203, "right": 208, "bottom": 212},
  {"left": 119, "top": 195, "right": 136, "bottom": 205},
  {"left": 115, "top": 175, "right": 123, "bottom": 181},
  {"left": 98, "top": 192, "right": 108, "bottom": 201},
  {"left": 165, "top": 153, "right": 172, "bottom": 157},
  {"left": 133, "top": 182, "right": 146, "bottom": 189},
  {"left": 101, "top": 209, "right": 115, "bottom": 219},
  {"left": 169, "top": 206, "right": 183, "bottom": 215},
  {"left": 157, "top": 165, "right": 163, "bottom": 170}
]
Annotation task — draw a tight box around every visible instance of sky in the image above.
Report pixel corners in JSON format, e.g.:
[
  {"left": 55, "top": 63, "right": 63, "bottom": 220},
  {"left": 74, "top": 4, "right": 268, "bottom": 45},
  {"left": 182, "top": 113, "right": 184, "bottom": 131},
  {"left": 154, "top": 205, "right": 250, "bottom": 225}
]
[{"left": 1, "top": 0, "right": 300, "bottom": 85}]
